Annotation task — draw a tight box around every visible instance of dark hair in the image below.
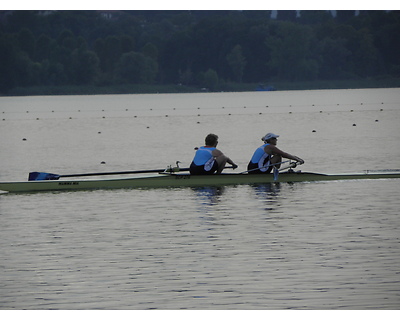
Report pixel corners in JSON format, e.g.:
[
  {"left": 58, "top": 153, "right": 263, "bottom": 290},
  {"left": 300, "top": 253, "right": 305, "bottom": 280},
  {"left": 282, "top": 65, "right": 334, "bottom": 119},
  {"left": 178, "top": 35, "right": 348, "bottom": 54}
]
[{"left": 205, "top": 133, "right": 218, "bottom": 146}]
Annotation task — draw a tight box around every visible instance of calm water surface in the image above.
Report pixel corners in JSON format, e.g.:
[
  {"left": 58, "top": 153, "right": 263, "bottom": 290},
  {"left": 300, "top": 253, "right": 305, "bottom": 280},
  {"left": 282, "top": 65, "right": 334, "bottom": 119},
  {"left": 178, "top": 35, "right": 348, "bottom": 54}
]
[{"left": 1, "top": 89, "right": 400, "bottom": 309}]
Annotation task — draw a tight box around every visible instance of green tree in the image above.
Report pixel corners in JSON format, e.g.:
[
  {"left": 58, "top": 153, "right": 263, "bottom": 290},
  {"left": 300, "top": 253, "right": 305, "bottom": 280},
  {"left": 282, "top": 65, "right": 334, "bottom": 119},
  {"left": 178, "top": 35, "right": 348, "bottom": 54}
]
[
  {"left": 0, "top": 10, "right": 399, "bottom": 91},
  {"left": 226, "top": 44, "right": 247, "bottom": 82},
  {"left": 70, "top": 48, "right": 100, "bottom": 85},
  {"left": 0, "top": 33, "right": 18, "bottom": 92},
  {"left": 57, "top": 29, "right": 76, "bottom": 50},
  {"left": 35, "top": 34, "right": 54, "bottom": 62},
  {"left": 203, "top": 68, "right": 219, "bottom": 91},
  {"left": 17, "top": 28, "right": 36, "bottom": 58},
  {"left": 350, "top": 28, "right": 379, "bottom": 77},
  {"left": 317, "top": 37, "right": 352, "bottom": 79},
  {"left": 14, "top": 52, "right": 38, "bottom": 86},
  {"left": 43, "top": 60, "right": 67, "bottom": 85},
  {"left": 142, "top": 42, "right": 158, "bottom": 60},
  {"left": 120, "top": 35, "right": 135, "bottom": 53},
  {"left": 266, "top": 22, "right": 317, "bottom": 81},
  {"left": 373, "top": 11, "right": 400, "bottom": 75},
  {"left": 102, "top": 36, "right": 122, "bottom": 74},
  {"left": 115, "top": 51, "right": 157, "bottom": 84}
]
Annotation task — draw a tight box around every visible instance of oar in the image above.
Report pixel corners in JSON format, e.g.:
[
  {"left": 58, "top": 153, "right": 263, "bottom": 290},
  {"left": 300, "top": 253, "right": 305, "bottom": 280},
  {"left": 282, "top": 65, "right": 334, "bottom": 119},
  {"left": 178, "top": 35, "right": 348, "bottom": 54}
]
[
  {"left": 274, "top": 161, "right": 300, "bottom": 181},
  {"left": 28, "top": 167, "right": 190, "bottom": 181},
  {"left": 29, "top": 165, "right": 236, "bottom": 181},
  {"left": 239, "top": 160, "right": 291, "bottom": 174}
]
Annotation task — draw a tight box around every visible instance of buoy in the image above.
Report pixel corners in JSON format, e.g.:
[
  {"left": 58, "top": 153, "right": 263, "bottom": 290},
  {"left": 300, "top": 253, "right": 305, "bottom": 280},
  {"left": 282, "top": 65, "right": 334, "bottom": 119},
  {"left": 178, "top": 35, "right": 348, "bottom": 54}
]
[
  {"left": 353, "top": 124, "right": 356, "bottom": 126},
  {"left": 101, "top": 161, "right": 106, "bottom": 164}
]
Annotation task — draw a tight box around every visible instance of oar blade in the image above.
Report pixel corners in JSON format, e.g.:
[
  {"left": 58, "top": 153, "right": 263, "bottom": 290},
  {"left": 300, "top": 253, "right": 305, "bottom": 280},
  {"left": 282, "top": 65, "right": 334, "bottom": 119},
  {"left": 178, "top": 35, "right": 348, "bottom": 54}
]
[
  {"left": 29, "top": 172, "right": 60, "bottom": 181},
  {"left": 273, "top": 167, "right": 279, "bottom": 181}
]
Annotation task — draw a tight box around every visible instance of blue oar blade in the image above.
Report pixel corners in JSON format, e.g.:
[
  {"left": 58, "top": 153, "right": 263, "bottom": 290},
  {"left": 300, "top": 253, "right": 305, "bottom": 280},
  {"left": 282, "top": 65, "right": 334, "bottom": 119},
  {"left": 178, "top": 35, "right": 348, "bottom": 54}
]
[
  {"left": 28, "top": 172, "right": 60, "bottom": 181},
  {"left": 273, "top": 167, "right": 279, "bottom": 181}
]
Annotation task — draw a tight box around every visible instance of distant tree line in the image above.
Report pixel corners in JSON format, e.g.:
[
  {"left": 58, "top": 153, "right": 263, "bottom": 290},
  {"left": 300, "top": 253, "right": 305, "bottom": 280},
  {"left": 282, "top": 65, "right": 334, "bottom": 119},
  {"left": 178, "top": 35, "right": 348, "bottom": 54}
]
[{"left": 0, "top": 10, "right": 399, "bottom": 93}]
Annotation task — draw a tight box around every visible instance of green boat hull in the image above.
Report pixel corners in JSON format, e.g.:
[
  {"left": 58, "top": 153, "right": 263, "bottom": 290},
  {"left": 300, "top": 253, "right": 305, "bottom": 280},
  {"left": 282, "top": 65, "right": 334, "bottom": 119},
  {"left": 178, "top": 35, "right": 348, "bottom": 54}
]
[{"left": 1, "top": 171, "right": 400, "bottom": 193}]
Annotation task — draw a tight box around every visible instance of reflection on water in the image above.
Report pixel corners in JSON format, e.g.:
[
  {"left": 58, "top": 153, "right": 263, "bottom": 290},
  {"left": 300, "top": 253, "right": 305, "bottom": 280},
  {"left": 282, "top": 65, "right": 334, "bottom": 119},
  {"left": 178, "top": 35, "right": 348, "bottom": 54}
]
[
  {"left": 251, "top": 183, "right": 282, "bottom": 211},
  {"left": 190, "top": 186, "right": 226, "bottom": 227},
  {"left": 191, "top": 186, "right": 225, "bottom": 207}
]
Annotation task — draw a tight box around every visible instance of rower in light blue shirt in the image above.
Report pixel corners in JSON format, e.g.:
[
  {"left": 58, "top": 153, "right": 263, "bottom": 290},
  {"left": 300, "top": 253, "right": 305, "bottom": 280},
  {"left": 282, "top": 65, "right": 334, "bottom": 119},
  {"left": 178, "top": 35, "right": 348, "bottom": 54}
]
[
  {"left": 248, "top": 132, "right": 304, "bottom": 174},
  {"left": 190, "top": 133, "right": 238, "bottom": 175}
]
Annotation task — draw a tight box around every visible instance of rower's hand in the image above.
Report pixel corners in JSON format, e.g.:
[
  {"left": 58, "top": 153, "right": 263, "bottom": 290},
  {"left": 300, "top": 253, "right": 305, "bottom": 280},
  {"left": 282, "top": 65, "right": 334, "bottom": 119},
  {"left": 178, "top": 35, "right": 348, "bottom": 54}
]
[
  {"left": 232, "top": 164, "right": 238, "bottom": 170},
  {"left": 297, "top": 159, "right": 305, "bottom": 165}
]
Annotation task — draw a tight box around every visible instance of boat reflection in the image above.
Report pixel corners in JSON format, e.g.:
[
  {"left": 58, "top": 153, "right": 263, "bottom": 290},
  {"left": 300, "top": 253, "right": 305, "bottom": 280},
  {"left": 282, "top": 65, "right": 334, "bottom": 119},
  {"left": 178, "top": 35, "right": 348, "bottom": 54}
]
[
  {"left": 190, "top": 186, "right": 225, "bottom": 207},
  {"left": 251, "top": 182, "right": 281, "bottom": 195},
  {"left": 189, "top": 186, "right": 227, "bottom": 227},
  {"left": 250, "top": 182, "right": 282, "bottom": 212}
]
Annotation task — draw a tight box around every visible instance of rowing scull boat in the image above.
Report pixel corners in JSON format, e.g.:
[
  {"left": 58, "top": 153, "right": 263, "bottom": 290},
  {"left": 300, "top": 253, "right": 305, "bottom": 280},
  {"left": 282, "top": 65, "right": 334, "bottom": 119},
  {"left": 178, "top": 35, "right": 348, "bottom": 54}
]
[{"left": 1, "top": 170, "right": 400, "bottom": 193}]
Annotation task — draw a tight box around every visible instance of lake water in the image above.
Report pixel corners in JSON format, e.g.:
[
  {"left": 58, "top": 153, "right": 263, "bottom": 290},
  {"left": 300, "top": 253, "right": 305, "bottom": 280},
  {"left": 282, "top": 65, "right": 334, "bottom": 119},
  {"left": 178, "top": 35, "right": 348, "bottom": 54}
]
[{"left": 1, "top": 88, "right": 400, "bottom": 310}]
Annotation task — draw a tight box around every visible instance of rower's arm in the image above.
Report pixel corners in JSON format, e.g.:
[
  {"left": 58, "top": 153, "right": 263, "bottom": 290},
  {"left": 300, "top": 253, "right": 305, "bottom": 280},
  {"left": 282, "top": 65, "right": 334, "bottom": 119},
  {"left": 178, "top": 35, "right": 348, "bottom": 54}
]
[
  {"left": 226, "top": 157, "right": 238, "bottom": 168},
  {"left": 213, "top": 149, "right": 238, "bottom": 169},
  {"left": 265, "top": 145, "right": 305, "bottom": 164}
]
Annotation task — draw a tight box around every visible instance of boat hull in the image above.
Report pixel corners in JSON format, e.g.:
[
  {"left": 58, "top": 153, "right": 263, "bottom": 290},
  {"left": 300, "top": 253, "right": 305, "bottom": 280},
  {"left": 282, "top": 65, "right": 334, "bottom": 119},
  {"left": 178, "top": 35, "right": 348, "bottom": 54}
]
[{"left": 1, "top": 171, "right": 400, "bottom": 193}]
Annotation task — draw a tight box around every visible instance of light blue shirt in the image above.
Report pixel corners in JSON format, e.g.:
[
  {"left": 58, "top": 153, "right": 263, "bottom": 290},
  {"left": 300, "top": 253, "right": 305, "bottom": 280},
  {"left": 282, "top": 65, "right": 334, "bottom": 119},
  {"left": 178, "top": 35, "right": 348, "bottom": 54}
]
[
  {"left": 250, "top": 143, "right": 270, "bottom": 164},
  {"left": 193, "top": 147, "right": 216, "bottom": 166}
]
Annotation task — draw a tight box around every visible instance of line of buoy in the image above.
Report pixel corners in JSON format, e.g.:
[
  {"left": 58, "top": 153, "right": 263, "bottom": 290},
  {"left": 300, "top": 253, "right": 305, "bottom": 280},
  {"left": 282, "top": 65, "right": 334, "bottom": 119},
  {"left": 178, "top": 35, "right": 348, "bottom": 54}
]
[
  {"left": 0, "top": 105, "right": 392, "bottom": 122},
  {"left": 1, "top": 102, "right": 392, "bottom": 114}
]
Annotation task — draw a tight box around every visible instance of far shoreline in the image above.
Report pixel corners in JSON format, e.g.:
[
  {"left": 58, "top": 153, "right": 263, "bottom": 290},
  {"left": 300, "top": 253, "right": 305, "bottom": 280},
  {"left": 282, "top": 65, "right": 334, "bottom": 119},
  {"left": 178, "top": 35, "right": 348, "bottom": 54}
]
[{"left": 2, "top": 78, "right": 400, "bottom": 97}]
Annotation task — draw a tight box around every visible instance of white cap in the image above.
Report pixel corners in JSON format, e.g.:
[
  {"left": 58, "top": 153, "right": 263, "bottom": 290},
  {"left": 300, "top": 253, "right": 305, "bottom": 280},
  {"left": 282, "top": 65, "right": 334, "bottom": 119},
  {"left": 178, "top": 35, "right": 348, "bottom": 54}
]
[{"left": 262, "top": 133, "right": 279, "bottom": 141}]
